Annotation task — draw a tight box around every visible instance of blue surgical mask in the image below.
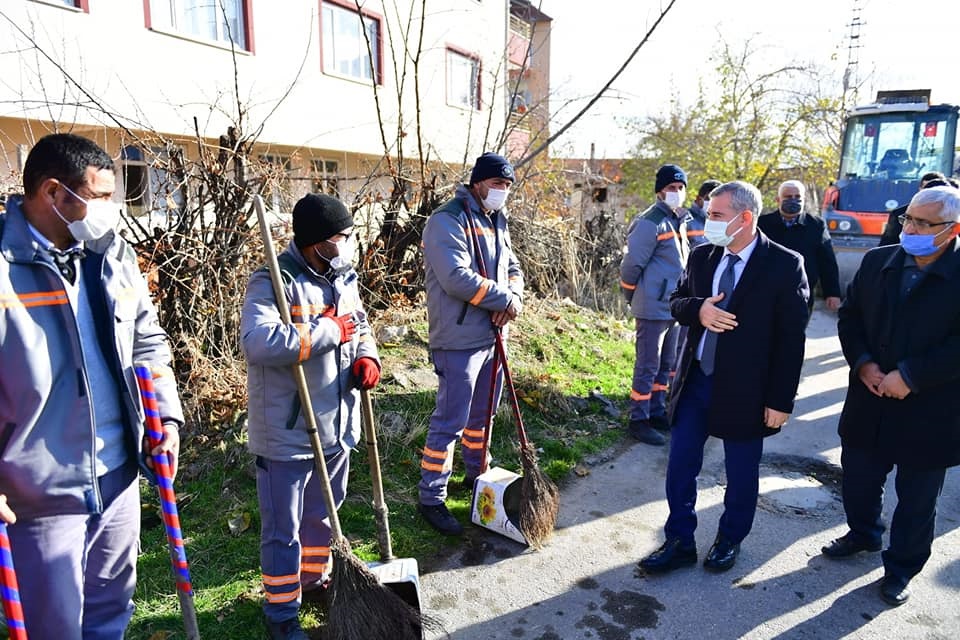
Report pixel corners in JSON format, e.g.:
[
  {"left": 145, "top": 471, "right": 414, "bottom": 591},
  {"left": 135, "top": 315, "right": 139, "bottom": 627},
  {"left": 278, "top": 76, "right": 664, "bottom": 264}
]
[{"left": 899, "top": 225, "right": 953, "bottom": 256}]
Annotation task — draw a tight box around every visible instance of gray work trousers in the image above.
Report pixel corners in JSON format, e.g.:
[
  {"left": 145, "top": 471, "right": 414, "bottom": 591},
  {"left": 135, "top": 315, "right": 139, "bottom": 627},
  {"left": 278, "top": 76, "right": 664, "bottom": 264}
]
[{"left": 7, "top": 462, "right": 140, "bottom": 640}]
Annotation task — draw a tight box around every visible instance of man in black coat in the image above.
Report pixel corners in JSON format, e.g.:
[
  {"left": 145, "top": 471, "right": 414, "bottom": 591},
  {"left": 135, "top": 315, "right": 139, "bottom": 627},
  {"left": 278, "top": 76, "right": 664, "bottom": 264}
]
[
  {"left": 638, "top": 181, "right": 809, "bottom": 574},
  {"left": 758, "top": 179, "right": 841, "bottom": 315},
  {"left": 824, "top": 185, "right": 960, "bottom": 607}
]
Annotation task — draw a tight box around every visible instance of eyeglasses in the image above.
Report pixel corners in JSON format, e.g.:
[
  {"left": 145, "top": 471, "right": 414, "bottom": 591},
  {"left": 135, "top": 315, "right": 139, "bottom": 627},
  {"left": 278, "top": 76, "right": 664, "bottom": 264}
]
[{"left": 898, "top": 214, "right": 953, "bottom": 232}]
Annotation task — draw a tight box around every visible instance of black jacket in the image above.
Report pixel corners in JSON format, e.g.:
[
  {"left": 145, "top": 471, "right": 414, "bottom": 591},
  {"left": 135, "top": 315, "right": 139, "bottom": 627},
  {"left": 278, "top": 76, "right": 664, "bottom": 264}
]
[
  {"left": 878, "top": 204, "right": 906, "bottom": 247},
  {"left": 757, "top": 211, "right": 842, "bottom": 298},
  {"left": 837, "top": 241, "right": 960, "bottom": 469},
  {"left": 668, "top": 233, "right": 810, "bottom": 439}
]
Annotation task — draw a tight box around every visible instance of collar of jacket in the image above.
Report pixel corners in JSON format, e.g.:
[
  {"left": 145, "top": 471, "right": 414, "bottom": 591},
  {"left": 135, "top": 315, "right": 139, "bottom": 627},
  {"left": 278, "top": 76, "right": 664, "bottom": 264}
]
[
  {"left": 687, "top": 204, "right": 706, "bottom": 221},
  {"left": 2, "top": 195, "right": 124, "bottom": 265},
  {"left": 883, "top": 237, "right": 960, "bottom": 280}
]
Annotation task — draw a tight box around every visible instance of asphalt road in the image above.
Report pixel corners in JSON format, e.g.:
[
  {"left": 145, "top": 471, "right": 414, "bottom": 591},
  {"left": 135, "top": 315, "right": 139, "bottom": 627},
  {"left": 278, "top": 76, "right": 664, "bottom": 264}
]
[{"left": 418, "top": 306, "right": 960, "bottom": 640}]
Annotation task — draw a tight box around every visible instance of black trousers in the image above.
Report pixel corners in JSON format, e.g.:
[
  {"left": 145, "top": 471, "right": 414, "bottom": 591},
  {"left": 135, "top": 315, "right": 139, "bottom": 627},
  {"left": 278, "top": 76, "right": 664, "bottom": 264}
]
[{"left": 840, "top": 445, "right": 946, "bottom": 580}]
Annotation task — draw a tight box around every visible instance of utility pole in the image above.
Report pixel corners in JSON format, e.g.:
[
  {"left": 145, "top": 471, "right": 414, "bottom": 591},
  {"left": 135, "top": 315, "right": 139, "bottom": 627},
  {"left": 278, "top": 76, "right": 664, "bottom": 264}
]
[{"left": 841, "top": 0, "right": 864, "bottom": 112}]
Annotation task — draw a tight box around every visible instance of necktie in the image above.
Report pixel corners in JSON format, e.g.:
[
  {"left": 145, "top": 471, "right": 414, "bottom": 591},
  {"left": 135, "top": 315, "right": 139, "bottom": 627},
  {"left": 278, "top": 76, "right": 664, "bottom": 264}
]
[
  {"left": 700, "top": 254, "right": 740, "bottom": 376},
  {"left": 48, "top": 247, "right": 83, "bottom": 285}
]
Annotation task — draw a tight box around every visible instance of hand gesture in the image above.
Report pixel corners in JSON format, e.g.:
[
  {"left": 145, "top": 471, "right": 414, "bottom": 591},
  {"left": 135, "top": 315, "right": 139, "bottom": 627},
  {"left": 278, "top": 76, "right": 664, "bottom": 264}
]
[{"left": 699, "top": 293, "right": 738, "bottom": 333}]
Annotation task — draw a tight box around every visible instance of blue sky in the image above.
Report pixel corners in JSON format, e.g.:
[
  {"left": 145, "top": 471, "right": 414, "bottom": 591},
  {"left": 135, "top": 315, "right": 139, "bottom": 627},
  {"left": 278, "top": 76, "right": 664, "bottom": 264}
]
[{"left": 542, "top": 0, "right": 959, "bottom": 158}]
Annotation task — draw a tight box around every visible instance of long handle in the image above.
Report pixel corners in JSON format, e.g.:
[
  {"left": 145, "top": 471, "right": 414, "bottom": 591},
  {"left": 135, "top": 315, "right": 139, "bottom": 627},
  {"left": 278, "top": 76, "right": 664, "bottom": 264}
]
[
  {"left": 478, "top": 351, "right": 500, "bottom": 475},
  {"left": 134, "top": 365, "right": 200, "bottom": 640},
  {"left": 253, "top": 196, "right": 344, "bottom": 542},
  {"left": 492, "top": 332, "right": 530, "bottom": 449},
  {"left": 0, "top": 522, "right": 27, "bottom": 640},
  {"left": 359, "top": 389, "right": 393, "bottom": 562}
]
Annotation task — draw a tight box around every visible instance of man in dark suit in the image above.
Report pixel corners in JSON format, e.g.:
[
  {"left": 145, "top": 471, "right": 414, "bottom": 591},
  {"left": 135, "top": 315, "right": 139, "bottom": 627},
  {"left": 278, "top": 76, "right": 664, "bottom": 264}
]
[
  {"left": 638, "top": 180, "right": 810, "bottom": 574},
  {"left": 758, "top": 180, "right": 841, "bottom": 315},
  {"left": 824, "top": 185, "right": 960, "bottom": 607}
]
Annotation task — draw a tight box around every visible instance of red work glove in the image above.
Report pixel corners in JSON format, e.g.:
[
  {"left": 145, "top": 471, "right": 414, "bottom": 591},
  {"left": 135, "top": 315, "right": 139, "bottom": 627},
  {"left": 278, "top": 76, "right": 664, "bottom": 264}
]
[
  {"left": 323, "top": 308, "right": 356, "bottom": 344},
  {"left": 352, "top": 357, "right": 381, "bottom": 390}
]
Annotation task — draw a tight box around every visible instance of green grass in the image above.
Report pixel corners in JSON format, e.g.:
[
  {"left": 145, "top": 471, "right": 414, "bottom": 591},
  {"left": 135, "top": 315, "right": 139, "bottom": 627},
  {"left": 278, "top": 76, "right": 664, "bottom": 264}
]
[{"left": 126, "top": 297, "right": 637, "bottom": 639}]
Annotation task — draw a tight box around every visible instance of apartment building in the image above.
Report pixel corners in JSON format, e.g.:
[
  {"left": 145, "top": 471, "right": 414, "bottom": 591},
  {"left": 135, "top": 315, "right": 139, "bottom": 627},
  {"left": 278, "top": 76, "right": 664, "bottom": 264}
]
[{"left": 0, "top": 0, "right": 551, "bottom": 224}]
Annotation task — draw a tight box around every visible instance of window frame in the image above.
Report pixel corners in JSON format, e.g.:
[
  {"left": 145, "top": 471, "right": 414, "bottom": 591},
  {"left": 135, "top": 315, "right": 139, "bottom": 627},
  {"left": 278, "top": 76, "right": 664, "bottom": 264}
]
[
  {"left": 311, "top": 158, "right": 341, "bottom": 197},
  {"left": 119, "top": 145, "right": 185, "bottom": 226},
  {"left": 29, "top": 0, "right": 89, "bottom": 11},
  {"left": 445, "top": 45, "right": 482, "bottom": 111},
  {"left": 320, "top": 0, "right": 384, "bottom": 85},
  {"left": 144, "top": 0, "right": 256, "bottom": 53}
]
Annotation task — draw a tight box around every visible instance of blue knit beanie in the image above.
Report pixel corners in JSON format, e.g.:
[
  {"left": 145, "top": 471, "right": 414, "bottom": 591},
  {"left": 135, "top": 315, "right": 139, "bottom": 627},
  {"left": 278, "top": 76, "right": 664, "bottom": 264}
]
[
  {"left": 655, "top": 164, "right": 687, "bottom": 194},
  {"left": 469, "top": 152, "right": 515, "bottom": 185}
]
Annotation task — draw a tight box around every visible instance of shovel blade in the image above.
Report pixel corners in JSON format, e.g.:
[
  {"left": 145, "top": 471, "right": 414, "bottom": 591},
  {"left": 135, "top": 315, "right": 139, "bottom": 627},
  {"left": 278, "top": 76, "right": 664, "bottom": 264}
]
[{"left": 367, "top": 557, "right": 422, "bottom": 612}]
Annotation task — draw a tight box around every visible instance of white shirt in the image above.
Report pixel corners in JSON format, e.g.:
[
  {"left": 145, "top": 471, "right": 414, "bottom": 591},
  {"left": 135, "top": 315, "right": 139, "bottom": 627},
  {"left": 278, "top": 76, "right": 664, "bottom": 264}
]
[{"left": 696, "top": 234, "right": 759, "bottom": 360}]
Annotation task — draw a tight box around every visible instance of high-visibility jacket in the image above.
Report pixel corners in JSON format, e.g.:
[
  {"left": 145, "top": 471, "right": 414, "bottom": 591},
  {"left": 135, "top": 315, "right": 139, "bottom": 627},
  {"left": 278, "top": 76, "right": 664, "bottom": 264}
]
[
  {"left": 422, "top": 185, "right": 524, "bottom": 350},
  {"left": 0, "top": 196, "right": 184, "bottom": 519},
  {"left": 241, "top": 243, "right": 379, "bottom": 459},
  {"left": 620, "top": 200, "right": 686, "bottom": 321}
]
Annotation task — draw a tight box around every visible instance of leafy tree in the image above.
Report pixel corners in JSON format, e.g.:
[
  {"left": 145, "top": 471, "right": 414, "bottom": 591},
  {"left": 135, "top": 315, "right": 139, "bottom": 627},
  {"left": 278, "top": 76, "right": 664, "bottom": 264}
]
[{"left": 622, "top": 40, "right": 844, "bottom": 209}]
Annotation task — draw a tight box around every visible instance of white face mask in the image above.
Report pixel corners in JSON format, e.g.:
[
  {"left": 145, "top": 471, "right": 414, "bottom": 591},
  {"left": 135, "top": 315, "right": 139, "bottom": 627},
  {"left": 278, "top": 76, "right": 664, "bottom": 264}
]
[
  {"left": 481, "top": 188, "right": 509, "bottom": 211},
  {"left": 701, "top": 198, "right": 711, "bottom": 212},
  {"left": 704, "top": 212, "right": 745, "bottom": 247},
  {"left": 54, "top": 183, "right": 120, "bottom": 242},
  {"left": 663, "top": 190, "right": 684, "bottom": 210},
  {"left": 320, "top": 235, "right": 356, "bottom": 271}
]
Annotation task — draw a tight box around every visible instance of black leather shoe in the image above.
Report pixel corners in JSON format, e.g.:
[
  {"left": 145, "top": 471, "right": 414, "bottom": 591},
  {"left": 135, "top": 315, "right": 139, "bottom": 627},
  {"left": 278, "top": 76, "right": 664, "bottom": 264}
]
[
  {"left": 703, "top": 537, "right": 740, "bottom": 572},
  {"left": 879, "top": 574, "right": 911, "bottom": 606},
  {"left": 638, "top": 538, "right": 697, "bottom": 574},
  {"left": 418, "top": 502, "right": 464, "bottom": 536},
  {"left": 628, "top": 419, "right": 666, "bottom": 446},
  {"left": 649, "top": 414, "right": 671, "bottom": 432},
  {"left": 821, "top": 532, "right": 882, "bottom": 559}
]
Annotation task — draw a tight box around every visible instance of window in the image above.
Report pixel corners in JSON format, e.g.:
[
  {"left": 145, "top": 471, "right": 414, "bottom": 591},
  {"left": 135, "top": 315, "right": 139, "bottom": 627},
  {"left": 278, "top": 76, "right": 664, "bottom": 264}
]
[
  {"left": 321, "top": 1, "right": 381, "bottom": 83},
  {"left": 447, "top": 48, "right": 480, "bottom": 110},
  {"left": 120, "top": 146, "right": 185, "bottom": 227},
  {"left": 30, "top": 0, "right": 88, "bottom": 10},
  {"left": 312, "top": 159, "right": 340, "bottom": 197},
  {"left": 260, "top": 155, "right": 294, "bottom": 212},
  {"left": 148, "top": 0, "right": 251, "bottom": 50}
]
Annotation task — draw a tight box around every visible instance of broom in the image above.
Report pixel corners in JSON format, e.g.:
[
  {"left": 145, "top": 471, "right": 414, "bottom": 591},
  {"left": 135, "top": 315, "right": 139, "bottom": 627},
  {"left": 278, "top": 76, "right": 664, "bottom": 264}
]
[
  {"left": 253, "top": 196, "right": 422, "bottom": 640},
  {"left": 0, "top": 522, "right": 27, "bottom": 640},
  {"left": 464, "top": 203, "right": 560, "bottom": 548},
  {"left": 134, "top": 365, "right": 201, "bottom": 640}
]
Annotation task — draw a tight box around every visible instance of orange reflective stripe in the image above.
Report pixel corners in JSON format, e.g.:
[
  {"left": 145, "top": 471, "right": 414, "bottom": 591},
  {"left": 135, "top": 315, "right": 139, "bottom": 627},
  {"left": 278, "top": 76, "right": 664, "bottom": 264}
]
[
  {"left": 422, "top": 446, "right": 448, "bottom": 460},
  {"left": 421, "top": 460, "right": 445, "bottom": 472},
  {"left": 265, "top": 589, "right": 301, "bottom": 604},
  {"left": 291, "top": 303, "right": 331, "bottom": 320},
  {"left": 652, "top": 384, "right": 669, "bottom": 392},
  {"left": 262, "top": 574, "right": 299, "bottom": 586},
  {"left": 657, "top": 231, "right": 677, "bottom": 241},
  {"left": 620, "top": 280, "right": 637, "bottom": 291},
  {"left": 0, "top": 290, "right": 69, "bottom": 309},
  {"left": 470, "top": 225, "right": 486, "bottom": 237},
  {"left": 462, "top": 428, "right": 484, "bottom": 439},
  {"left": 686, "top": 230, "right": 705, "bottom": 237},
  {"left": 295, "top": 323, "right": 311, "bottom": 362},
  {"left": 460, "top": 439, "right": 485, "bottom": 450},
  {"left": 301, "top": 546, "right": 329, "bottom": 557},
  {"left": 630, "top": 390, "right": 652, "bottom": 401},
  {"left": 301, "top": 563, "right": 328, "bottom": 573},
  {"left": 469, "top": 279, "right": 492, "bottom": 306}
]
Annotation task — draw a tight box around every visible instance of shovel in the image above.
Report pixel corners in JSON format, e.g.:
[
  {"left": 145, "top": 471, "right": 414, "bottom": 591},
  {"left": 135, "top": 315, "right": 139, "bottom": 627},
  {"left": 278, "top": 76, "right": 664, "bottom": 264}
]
[{"left": 359, "top": 389, "right": 423, "bottom": 617}]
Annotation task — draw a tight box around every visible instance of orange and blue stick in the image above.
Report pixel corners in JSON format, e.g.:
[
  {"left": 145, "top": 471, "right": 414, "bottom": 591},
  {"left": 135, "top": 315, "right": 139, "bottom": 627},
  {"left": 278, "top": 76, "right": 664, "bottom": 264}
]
[
  {"left": 134, "top": 364, "right": 200, "bottom": 639},
  {"left": 0, "top": 522, "right": 27, "bottom": 639}
]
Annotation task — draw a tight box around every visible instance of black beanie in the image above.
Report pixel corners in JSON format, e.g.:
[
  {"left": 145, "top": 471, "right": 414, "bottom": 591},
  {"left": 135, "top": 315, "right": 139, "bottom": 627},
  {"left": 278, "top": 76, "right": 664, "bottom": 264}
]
[
  {"left": 469, "top": 152, "right": 515, "bottom": 185},
  {"left": 655, "top": 164, "right": 687, "bottom": 194},
  {"left": 292, "top": 193, "right": 353, "bottom": 248}
]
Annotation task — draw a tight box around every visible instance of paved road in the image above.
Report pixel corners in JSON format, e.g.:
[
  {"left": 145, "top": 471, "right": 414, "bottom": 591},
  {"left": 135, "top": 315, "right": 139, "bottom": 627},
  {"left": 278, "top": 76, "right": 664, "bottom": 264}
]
[{"left": 419, "top": 307, "right": 960, "bottom": 640}]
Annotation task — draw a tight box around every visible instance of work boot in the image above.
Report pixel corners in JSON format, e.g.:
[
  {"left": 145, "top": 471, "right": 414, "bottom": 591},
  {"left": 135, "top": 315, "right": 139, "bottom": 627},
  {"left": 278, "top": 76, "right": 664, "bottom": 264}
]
[
  {"left": 418, "top": 502, "right": 464, "bottom": 535},
  {"left": 265, "top": 616, "right": 308, "bottom": 640},
  {"left": 649, "top": 414, "right": 671, "bottom": 432},
  {"left": 628, "top": 419, "right": 666, "bottom": 445}
]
